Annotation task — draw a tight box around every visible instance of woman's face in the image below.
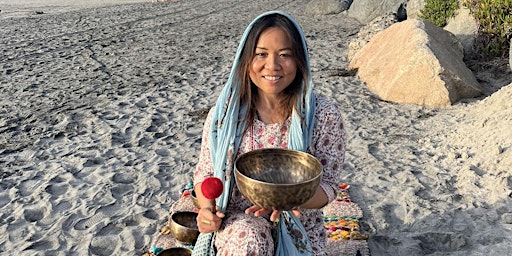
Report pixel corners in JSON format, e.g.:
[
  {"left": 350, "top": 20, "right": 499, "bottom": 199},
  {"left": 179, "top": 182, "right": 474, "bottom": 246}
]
[{"left": 249, "top": 27, "right": 297, "bottom": 97}]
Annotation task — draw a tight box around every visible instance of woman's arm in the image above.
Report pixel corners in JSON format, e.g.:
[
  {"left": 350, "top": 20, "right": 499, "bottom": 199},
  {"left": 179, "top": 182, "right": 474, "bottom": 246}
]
[
  {"left": 192, "top": 107, "right": 225, "bottom": 232},
  {"left": 302, "top": 97, "right": 346, "bottom": 209}
]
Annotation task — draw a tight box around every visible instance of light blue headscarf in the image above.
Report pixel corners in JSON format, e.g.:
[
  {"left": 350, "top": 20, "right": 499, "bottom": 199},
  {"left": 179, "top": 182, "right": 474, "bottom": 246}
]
[{"left": 193, "top": 11, "right": 316, "bottom": 256}]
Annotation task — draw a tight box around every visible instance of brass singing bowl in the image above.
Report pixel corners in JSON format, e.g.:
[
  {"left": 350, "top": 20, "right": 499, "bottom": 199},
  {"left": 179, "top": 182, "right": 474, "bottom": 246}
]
[
  {"left": 190, "top": 190, "right": 200, "bottom": 209},
  {"left": 157, "top": 247, "right": 193, "bottom": 256},
  {"left": 234, "top": 148, "right": 323, "bottom": 211},
  {"left": 169, "top": 211, "right": 199, "bottom": 245}
]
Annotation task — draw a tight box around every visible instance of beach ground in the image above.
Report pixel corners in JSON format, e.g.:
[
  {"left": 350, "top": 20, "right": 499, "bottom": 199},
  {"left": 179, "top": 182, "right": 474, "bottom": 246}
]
[{"left": 1, "top": 0, "right": 511, "bottom": 255}]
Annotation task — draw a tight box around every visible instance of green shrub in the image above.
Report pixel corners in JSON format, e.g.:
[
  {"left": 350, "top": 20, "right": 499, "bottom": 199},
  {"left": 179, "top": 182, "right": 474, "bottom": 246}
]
[
  {"left": 462, "top": 0, "right": 512, "bottom": 58},
  {"left": 419, "top": 0, "right": 459, "bottom": 27}
]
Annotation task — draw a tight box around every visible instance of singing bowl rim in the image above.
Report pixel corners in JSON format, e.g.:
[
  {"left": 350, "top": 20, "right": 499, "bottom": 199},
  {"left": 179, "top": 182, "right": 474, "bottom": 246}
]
[
  {"left": 234, "top": 148, "right": 323, "bottom": 186},
  {"left": 157, "top": 247, "right": 193, "bottom": 256},
  {"left": 170, "top": 211, "right": 198, "bottom": 230},
  {"left": 190, "top": 190, "right": 200, "bottom": 209}
]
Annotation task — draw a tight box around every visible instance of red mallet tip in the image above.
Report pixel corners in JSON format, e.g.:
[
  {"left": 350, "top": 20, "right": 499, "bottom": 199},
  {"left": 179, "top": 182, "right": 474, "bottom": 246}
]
[{"left": 201, "top": 177, "right": 224, "bottom": 199}]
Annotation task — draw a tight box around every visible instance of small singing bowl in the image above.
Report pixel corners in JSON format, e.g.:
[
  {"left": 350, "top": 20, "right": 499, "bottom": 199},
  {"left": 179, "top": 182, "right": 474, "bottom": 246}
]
[
  {"left": 234, "top": 148, "right": 323, "bottom": 211},
  {"left": 169, "top": 211, "right": 200, "bottom": 245},
  {"left": 157, "top": 247, "right": 193, "bottom": 256},
  {"left": 190, "top": 190, "right": 200, "bottom": 209}
]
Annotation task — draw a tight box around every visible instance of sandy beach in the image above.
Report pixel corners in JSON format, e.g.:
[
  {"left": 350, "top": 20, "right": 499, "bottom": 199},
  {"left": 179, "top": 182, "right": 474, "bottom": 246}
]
[{"left": 1, "top": 0, "right": 511, "bottom": 255}]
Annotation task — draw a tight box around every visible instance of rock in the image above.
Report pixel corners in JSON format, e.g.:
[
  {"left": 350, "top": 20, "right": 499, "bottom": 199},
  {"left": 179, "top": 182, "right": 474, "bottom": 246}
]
[
  {"left": 502, "top": 212, "right": 512, "bottom": 224},
  {"left": 510, "top": 38, "right": 512, "bottom": 71},
  {"left": 347, "top": 0, "right": 405, "bottom": 24},
  {"left": 444, "top": 6, "right": 479, "bottom": 60},
  {"left": 406, "top": 0, "right": 426, "bottom": 19},
  {"left": 305, "top": 0, "right": 353, "bottom": 16},
  {"left": 348, "top": 18, "right": 483, "bottom": 107},
  {"left": 396, "top": 3, "right": 407, "bottom": 22},
  {"left": 348, "top": 13, "right": 398, "bottom": 61}
]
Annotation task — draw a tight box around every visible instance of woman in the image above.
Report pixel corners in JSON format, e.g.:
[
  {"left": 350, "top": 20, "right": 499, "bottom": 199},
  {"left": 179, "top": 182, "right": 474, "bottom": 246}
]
[{"left": 193, "top": 11, "right": 346, "bottom": 255}]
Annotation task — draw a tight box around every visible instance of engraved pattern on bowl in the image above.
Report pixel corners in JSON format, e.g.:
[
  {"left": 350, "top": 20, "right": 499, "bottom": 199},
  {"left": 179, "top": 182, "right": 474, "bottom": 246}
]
[
  {"left": 234, "top": 148, "right": 322, "bottom": 211},
  {"left": 169, "top": 211, "right": 199, "bottom": 245}
]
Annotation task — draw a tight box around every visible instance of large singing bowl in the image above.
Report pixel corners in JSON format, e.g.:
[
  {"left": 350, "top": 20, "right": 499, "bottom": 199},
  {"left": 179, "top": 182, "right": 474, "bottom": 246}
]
[
  {"left": 234, "top": 148, "right": 323, "bottom": 211},
  {"left": 169, "top": 211, "right": 199, "bottom": 245}
]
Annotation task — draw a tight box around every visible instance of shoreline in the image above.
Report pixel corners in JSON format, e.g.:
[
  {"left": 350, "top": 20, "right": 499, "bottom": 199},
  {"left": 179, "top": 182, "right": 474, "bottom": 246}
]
[{"left": 0, "top": 0, "right": 154, "bottom": 20}]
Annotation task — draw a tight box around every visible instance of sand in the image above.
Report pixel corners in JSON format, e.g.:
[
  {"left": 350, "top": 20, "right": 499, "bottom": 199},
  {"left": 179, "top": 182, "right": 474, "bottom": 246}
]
[{"left": 0, "top": 0, "right": 511, "bottom": 255}]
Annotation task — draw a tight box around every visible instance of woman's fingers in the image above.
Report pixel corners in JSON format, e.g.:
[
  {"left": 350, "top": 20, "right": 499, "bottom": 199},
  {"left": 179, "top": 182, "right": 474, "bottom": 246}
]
[
  {"left": 291, "top": 207, "right": 301, "bottom": 218},
  {"left": 270, "top": 210, "right": 282, "bottom": 222},
  {"left": 197, "top": 207, "right": 223, "bottom": 233},
  {"left": 244, "top": 205, "right": 261, "bottom": 214},
  {"left": 245, "top": 205, "right": 274, "bottom": 218},
  {"left": 246, "top": 205, "right": 303, "bottom": 221}
]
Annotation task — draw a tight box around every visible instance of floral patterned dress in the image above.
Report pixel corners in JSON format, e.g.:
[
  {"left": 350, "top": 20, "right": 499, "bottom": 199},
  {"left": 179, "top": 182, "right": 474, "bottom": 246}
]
[{"left": 193, "top": 96, "right": 346, "bottom": 256}]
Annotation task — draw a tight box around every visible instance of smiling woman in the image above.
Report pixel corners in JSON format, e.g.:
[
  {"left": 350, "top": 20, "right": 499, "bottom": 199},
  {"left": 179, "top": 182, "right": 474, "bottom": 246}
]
[{"left": 186, "top": 11, "right": 347, "bottom": 256}]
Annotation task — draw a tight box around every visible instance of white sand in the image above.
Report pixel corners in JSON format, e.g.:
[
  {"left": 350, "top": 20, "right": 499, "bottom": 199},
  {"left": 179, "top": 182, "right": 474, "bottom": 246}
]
[{"left": 0, "top": 0, "right": 511, "bottom": 255}]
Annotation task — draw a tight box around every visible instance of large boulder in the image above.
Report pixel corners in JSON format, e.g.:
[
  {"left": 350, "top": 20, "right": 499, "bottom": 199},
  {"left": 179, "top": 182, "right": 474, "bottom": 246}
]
[
  {"left": 305, "top": 0, "right": 353, "bottom": 16},
  {"left": 347, "top": 0, "right": 405, "bottom": 24},
  {"left": 444, "top": 6, "right": 479, "bottom": 60},
  {"left": 348, "top": 18, "right": 483, "bottom": 107}
]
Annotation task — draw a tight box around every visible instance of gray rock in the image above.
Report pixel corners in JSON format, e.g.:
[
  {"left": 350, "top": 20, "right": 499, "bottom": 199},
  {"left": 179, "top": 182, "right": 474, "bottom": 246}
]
[
  {"left": 305, "top": 0, "right": 353, "bottom": 16},
  {"left": 444, "top": 6, "right": 479, "bottom": 60},
  {"left": 406, "top": 0, "right": 426, "bottom": 19},
  {"left": 502, "top": 212, "right": 512, "bottom": 224},
  {"left": 347, "top": 0, "right": 406, "bottom": 24},
  {"left": 396, "top": 3, "right": 407, "bottom": 21}
]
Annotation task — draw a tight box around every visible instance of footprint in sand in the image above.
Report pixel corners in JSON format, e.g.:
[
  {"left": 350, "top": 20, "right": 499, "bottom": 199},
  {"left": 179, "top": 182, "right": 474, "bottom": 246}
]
[
  {"left": 74, "top": 204, "right": 117, "bottom": 230},
  {"left": 119, "top": 210, "right": 156, "bottom": 228},
  {"left": 38, "top": 200, "right": 73, "bottom": 227},
  {"left": 111, "top": 172, "right": 138, "bottom": 184},
  {"left": 18, "top": 178, "right": 45, "bottom": 197},
  {"left": 89, "top": 235, "right": 119, "bottom": 256},
  {"left": 45, "top": 182, "right": 70, "bottom": 197},
  {"left": 23, "top": 205, "right": 46, "bottom": 222},
  {"left": 25, "top": 238, "right": 59, "bottom": 252}
]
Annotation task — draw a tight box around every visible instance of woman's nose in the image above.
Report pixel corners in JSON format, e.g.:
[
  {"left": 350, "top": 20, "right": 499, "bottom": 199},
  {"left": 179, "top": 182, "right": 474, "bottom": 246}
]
[{"left": 265, "top": 55, "right": 280, "bottom": 70}]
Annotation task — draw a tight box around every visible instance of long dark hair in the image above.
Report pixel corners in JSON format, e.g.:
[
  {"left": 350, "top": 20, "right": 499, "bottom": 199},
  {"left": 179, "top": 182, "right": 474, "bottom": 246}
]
[{"left": 236, "top": 13, "right": 308, "bottom": 127}]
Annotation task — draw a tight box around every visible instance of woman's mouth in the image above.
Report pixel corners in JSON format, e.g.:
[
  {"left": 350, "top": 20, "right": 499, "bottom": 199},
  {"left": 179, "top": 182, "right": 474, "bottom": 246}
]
[{"left": 264, "top": 76, "right": 281, "bottom": 81}]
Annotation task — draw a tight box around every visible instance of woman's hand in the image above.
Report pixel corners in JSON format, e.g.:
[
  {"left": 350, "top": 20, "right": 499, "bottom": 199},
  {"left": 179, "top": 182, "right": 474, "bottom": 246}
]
[
  {"left": 196, "top": 207, "right": 224, "bottom": 233},
  {"left": 245, "top": 205, "right": 301, "bottom": 222}
]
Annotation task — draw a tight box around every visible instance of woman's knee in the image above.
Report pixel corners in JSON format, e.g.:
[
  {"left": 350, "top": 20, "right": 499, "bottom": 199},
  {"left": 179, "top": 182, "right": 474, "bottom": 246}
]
[{"left": 216, "top": 214, "right": 274, "bottom": 255}]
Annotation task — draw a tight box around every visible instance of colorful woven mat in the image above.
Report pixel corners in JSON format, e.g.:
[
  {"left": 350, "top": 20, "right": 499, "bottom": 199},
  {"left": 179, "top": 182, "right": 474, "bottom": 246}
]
[
  {"left": 145, "top": 183, "right": 370, "bottom": 256},
  {"left": 323, "top": 183, "right": 370, "bottom": 256}
]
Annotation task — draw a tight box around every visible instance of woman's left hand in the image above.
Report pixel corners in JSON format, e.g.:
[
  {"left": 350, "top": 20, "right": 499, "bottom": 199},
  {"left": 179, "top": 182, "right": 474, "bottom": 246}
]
[{"left": 245, "top": 205, "right": 301, "bottom": 222}]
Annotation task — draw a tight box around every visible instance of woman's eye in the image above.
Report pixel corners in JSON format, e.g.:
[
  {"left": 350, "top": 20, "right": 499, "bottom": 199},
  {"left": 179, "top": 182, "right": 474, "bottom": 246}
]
[
  {"left": 280, "top": 52, "right": 293, "bottom": 58},
  {"left": 255, "top": 52, "right": 267, "bottom": 57}
]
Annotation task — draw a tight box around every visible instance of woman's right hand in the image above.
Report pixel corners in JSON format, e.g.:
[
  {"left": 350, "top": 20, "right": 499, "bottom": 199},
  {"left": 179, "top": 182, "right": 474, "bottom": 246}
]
[
  {"left": 245, "top": 205, "right": 301, "bottom": 222},
  {"left": 196, "top": 207, "right": 224, "bottom": 233}
]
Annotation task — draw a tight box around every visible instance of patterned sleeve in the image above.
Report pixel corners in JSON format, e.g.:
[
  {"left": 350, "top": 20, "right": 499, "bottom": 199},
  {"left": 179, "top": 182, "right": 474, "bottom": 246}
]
[
  {"left": 193, "top": 107, "right": 215, "bottom": 186},
  {"left": 311, "top": 97, "right": 346, "bottom": 204}
]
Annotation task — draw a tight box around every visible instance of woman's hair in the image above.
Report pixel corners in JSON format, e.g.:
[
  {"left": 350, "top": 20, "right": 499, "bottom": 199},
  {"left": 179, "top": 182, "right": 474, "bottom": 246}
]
[{"left": 236, "top": 13, "right": 308, "bottom": 127}]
